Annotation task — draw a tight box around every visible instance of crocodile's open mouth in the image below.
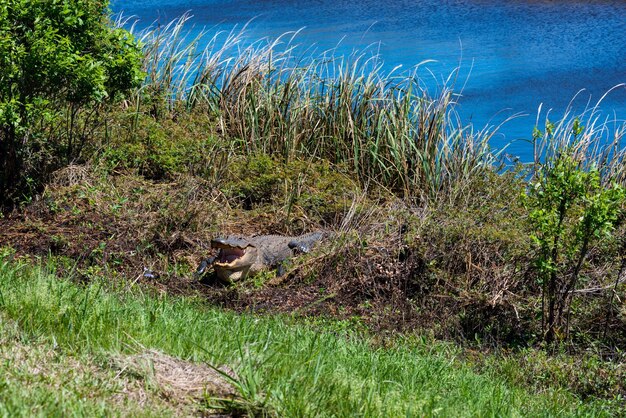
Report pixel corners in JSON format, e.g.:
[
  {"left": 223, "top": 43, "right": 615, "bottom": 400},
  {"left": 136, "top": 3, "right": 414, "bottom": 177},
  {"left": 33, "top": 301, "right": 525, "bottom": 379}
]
[
  {"left": 211, "top": 238, "right": 258, "bottom": 279},
  {"left": 215, "top": 247, "right": 246, "bottom": 265},
  {"left": 212, "top": 243, "right": 258, "bottom": 282}
]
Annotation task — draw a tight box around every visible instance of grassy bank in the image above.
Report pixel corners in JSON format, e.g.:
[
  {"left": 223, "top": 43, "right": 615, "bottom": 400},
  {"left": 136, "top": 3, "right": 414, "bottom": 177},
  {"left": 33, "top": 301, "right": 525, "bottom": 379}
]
[
  {"left": 0, "top": 253, "right": 620, "bottom": 416},
  {"left": 1, "top": 6, "right": 626, "bottom": 416}
]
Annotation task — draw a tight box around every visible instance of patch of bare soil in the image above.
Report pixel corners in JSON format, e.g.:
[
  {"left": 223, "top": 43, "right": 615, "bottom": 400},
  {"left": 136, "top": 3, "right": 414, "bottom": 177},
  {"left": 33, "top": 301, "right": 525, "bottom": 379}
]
[{"left": 0, "top": 173, "right": 214, "bottom": 280}]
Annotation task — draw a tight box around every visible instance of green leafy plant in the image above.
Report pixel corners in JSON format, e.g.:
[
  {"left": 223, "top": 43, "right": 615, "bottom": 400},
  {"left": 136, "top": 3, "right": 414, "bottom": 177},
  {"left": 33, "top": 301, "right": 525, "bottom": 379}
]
[
  {"left": 0, "top": 0, "right": 143, "bottom": 204},
  {"left": 524, "top": 132, "right": 625, "bottom": 343}
]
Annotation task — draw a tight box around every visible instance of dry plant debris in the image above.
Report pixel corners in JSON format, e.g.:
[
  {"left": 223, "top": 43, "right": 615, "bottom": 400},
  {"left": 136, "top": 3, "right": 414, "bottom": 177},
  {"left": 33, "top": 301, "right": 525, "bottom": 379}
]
[{"left": 113, "top": 350, "right": 238, "bottom": 403}]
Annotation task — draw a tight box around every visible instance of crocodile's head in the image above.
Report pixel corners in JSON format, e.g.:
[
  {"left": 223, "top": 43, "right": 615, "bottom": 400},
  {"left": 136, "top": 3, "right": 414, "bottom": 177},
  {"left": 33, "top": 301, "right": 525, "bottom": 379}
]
[{"left": 211, "top": 237, "right": 259, "bottom": 282}]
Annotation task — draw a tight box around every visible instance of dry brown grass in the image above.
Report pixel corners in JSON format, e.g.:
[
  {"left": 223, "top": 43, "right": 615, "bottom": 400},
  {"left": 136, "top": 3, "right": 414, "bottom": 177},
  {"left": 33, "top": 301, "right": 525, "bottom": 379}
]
[{"left": 112, "top": 350, "right": 239, "bottom": 408}]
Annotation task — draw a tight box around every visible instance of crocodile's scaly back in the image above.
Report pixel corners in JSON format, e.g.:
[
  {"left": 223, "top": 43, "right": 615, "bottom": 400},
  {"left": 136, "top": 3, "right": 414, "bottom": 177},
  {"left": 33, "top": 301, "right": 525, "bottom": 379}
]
[
  {"left": 248, "top": 235, "right": 294, "bottom": 269},
  {"left": 249, "top": 232, "right": 324, "bottom": 268}
]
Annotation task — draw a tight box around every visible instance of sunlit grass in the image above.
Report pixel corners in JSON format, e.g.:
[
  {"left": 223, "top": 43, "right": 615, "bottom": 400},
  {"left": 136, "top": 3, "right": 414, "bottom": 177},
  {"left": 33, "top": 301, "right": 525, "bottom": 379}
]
[{"left": 0, "top": 253, "right": 615, "bottom": 416}]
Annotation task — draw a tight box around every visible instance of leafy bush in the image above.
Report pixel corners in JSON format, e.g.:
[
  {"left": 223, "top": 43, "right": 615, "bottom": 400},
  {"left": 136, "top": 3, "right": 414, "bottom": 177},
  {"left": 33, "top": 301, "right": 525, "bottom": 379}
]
[
  {"left": 99, "top": 111, "right": 222, "bottom": 180},
  {"left": 0, "top": 0, "right": 142, "bottom": 204},
  {"left": 222, "top": 154, "right": 358, "bottom": 223},
  {"left": 524, "top": 146, "right": 625, "bottom": 343}
]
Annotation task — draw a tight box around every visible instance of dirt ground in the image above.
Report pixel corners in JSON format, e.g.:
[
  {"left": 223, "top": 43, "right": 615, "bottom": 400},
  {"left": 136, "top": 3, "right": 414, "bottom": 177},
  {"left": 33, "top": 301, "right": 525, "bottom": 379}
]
[{"left": 0, "top": 170, "right": 623, "bottom": 349}]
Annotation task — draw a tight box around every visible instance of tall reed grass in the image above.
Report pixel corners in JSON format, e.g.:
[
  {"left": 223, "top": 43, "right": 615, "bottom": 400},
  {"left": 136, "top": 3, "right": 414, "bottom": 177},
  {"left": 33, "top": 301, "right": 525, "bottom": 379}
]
[
  {"left": 129, "top": 15, "right": 501, "bottom": 200},
  {"left": 125, "top": 15, "right": 626, "bottom": 200},
  {"left": 530, "top": 85, "right": 626, "bottom": 185}
]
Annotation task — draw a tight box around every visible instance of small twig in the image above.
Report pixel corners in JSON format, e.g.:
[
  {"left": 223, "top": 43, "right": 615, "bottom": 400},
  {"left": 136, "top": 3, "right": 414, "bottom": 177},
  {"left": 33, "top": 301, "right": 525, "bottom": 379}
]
[
  {"left": 291, "top": 292, "right": 337, "bottom": 316},
  {"left": 267, "top": 251, "right": 330, "bottom": 287},
  {"left": 571, "top": 277, "right": 626, "bottom": 294}
]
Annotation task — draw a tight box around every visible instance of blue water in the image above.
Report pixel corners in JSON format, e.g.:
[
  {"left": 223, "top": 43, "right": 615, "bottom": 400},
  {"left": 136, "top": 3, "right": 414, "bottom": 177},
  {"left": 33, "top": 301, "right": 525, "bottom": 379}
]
[{"left": 111, "top": 0, "right": 626, "bottom": 160}]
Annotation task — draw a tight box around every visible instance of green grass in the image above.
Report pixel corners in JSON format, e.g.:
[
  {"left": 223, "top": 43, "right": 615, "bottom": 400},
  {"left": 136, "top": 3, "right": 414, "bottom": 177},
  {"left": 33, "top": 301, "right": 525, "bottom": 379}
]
[
  {"left": 0, "top": 253, "right": 616, "bottom": 417},
  {"left": 0, "top": 326, "right": 176, "bottom": 417}
]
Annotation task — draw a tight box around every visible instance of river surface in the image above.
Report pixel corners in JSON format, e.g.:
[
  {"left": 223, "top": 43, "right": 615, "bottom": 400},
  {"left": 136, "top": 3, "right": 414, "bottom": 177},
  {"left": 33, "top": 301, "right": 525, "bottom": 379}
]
[{"left": 111, "top": 0, "right": 626, "bottom": 160}]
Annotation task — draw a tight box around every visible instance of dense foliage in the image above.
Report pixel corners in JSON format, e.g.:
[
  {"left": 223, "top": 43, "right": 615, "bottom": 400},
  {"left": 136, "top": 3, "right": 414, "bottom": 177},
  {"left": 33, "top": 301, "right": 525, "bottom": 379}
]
[{"left": 0, "top": 0, "right": 142, "bottom": 204}]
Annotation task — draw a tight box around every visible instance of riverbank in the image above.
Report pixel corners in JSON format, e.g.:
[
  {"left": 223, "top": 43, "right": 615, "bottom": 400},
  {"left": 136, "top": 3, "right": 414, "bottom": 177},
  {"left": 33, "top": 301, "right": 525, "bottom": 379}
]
[
  {"left": 1, "top": 152, "right": 625, "bottom": 412},
  {"left": 1, "top": 8, "right": 626, "bottom": 415}
]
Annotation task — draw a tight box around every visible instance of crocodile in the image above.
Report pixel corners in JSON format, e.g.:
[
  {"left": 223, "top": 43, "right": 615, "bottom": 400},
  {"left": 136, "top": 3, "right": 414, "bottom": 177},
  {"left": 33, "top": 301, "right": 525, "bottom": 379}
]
[{"left": 196, "top": 232, "right": 325, "bottom": 283}]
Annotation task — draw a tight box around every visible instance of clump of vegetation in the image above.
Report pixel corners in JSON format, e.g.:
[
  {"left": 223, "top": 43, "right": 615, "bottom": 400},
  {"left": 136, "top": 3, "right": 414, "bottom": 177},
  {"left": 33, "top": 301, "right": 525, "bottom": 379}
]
[
  {"left": 525, "top": 149, "right": 624, "bottom": 343},
  {"left": 522, "top": 117, "right": 626, "bottom": 344},
  {"left": 98, "top": 110, "right": 226, "bottom": 180},
  {"left": 0, "top": 0, "right": 142, "bottom": 204},
  {"left": 222, "top": 154, "right": 359, "bottom": 221}
]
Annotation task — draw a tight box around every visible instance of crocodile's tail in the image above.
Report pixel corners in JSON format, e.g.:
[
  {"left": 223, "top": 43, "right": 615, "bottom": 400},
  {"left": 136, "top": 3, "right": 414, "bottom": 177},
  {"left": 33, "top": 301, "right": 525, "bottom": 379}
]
[{"left": 288, "top": 232, "right": 325, "bottom": 254}]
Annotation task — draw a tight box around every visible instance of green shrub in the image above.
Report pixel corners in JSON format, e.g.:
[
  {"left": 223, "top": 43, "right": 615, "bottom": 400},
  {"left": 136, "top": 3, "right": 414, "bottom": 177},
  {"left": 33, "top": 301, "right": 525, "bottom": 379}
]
[
  {"left": 222, "top": 154, "right": 359, "bottom": 223},
  {"left": 523, "top": 148, "right": 625, "bottom": 343},
  {"left": 99, "top": 112, "right": 222, "bottom": 179},
  {"left": 0, "top": 0, "right": 142, "bottom": 204}
]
